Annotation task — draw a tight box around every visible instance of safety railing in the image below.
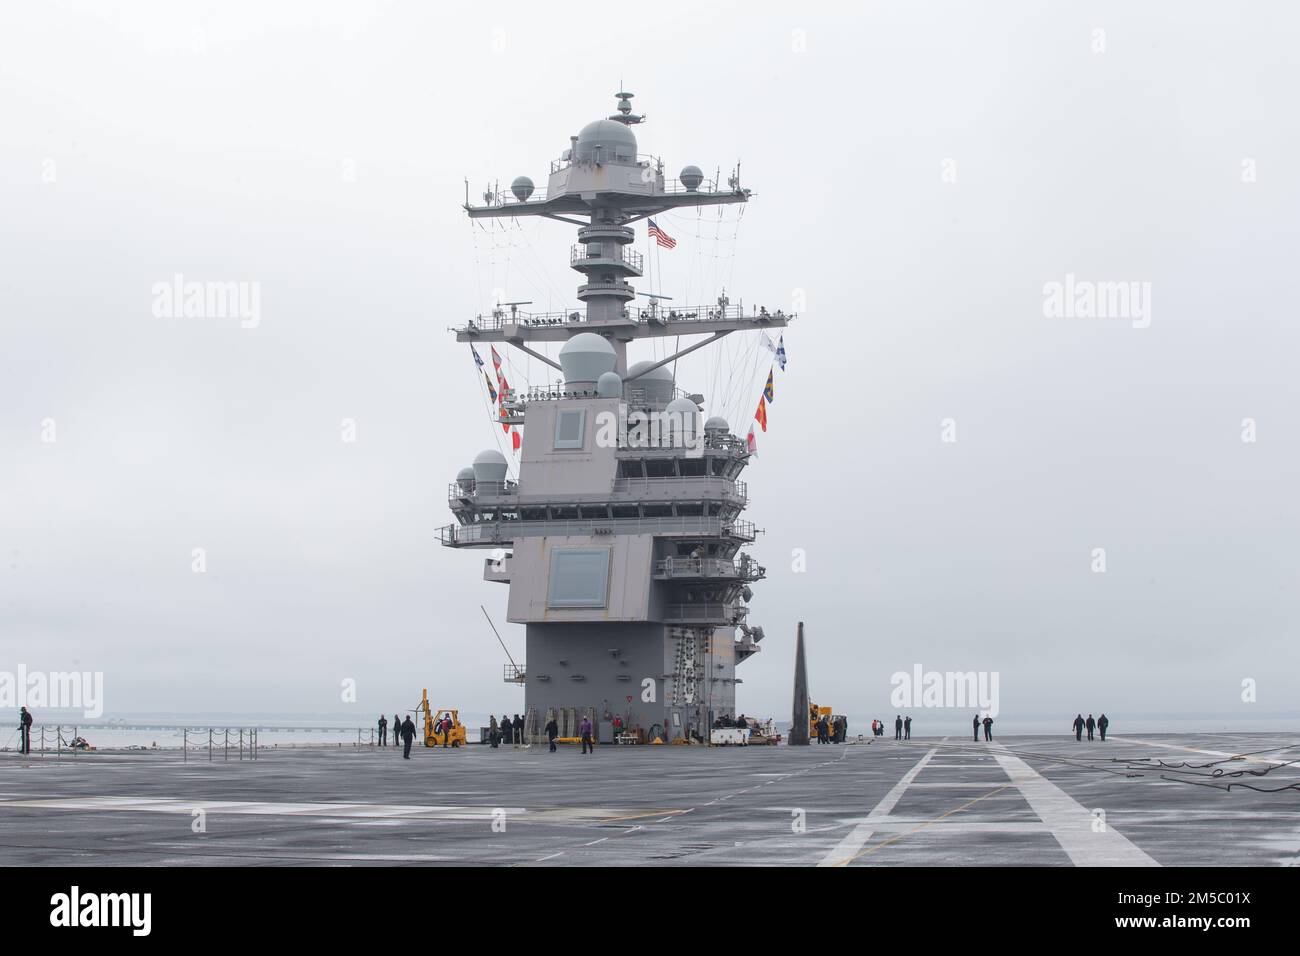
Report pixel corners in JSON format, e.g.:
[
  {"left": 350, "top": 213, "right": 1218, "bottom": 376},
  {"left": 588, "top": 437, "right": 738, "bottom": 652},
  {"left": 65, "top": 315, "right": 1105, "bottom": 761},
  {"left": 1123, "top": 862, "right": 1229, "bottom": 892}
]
[
  {"left": 438, "top": 515, "right": 756, "bottom": 546},
  {"left": 449, "top": 480, "right": 520, "bottom": 500},
  {"left": 570, "top": 245, "right": 644, "bottom": 272},
  {"left": 629, "top": 303, "right": 793, "bottom": 325},
  {"left": 663, "top": 603, "right": 748, "bottom": 624},
  {"left": 654, "top": 556, "right": 765, "bottom": 580}
]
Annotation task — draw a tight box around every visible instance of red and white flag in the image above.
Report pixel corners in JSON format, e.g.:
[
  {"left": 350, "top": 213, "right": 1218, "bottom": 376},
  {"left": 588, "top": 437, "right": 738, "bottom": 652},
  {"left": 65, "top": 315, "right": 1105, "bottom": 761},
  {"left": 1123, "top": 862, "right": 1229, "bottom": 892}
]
[
  {"left": 647, "top": 218, "right": 676, "bottom": 249},
  {"left": 746, "top": 425, "right": 757, "bottom": 455}
]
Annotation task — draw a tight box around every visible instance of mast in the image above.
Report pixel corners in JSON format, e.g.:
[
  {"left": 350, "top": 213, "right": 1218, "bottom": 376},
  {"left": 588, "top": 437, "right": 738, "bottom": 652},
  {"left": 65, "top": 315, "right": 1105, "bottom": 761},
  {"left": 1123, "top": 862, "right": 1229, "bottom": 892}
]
[{"left": 452, "top": 91, "right": 792, "bottom": 377}]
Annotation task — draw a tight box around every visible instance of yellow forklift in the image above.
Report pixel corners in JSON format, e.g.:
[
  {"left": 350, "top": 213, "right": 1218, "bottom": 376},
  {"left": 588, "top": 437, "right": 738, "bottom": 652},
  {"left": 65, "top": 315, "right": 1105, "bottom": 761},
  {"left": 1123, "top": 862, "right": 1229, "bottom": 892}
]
[
  {"left": 809, "top": 701, "right": 847, "bottom": 741},
  {"left": 419, "top": 689, "right": 468, "bottom": 747},
  {"left": 809, "top": 702, "right": 833, "bottom": 740}
]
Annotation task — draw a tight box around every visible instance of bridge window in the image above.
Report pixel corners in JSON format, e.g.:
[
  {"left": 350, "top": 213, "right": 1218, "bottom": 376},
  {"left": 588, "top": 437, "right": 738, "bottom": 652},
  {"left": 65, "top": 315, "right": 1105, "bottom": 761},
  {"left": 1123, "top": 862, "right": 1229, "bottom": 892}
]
[
  {"left": 554, "top": 409, "right": 586, "bottom": 450},
  {"left": 547, "top": 547, "right": 611, "bottom": 608}
]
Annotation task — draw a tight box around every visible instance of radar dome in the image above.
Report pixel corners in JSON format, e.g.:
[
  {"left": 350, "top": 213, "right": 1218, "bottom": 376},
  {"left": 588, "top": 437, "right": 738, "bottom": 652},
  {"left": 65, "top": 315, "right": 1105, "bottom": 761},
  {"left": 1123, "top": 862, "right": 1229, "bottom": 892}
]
[
  {"left": 596, "top": 371, "right": 623, "bottom": 398},
  {"left": 472, "top": 449, "right": 508, "bottom": 488},
  {"left": 625, "top": 360, "right": 675, "bottom": 404},
  {"left": 559, "top": 333, "right": 617, "bottom": 389},
  {"left": 575, "top": 119, "right": 637, "bottom": 163},
  {"left": 511, "top": 176, "right": 534, "bottom": 201},
  {"left": 704, "top": 416, "right": 730, "bottom": 433},
  {"left": 456, "top": 466, "right": 476, "bottom": 487},
  {"left": 663, "top": 397, "right": 700, "bottom": 445},
  {"left": 665, "top": 397, "right": 698, "bottom": 414},
  {"left": 680, "top": 165, "right": 704, "bottom": 191}
]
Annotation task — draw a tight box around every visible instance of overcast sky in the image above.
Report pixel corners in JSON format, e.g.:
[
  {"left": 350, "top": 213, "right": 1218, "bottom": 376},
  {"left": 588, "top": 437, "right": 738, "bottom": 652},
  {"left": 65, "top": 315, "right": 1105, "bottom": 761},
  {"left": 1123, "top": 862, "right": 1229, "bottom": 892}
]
[{"left": 2, "top": 1, "right": 1296, "bottom": 725}]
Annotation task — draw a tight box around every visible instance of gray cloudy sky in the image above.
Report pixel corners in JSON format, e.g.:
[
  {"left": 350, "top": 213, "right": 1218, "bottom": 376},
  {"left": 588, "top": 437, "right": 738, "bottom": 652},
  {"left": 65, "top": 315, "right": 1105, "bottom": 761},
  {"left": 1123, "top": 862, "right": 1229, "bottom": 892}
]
[{"left": 2, "top": 1, "right": 1296, "bottom": 725}]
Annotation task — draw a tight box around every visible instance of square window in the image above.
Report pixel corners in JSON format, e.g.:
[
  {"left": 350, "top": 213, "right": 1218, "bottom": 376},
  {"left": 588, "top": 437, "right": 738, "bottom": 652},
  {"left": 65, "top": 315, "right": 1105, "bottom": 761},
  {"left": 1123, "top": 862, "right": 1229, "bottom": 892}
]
[
  {"left": 554, "top": 408, "right": 586, "bottom": 450},
  {"left": 547, "top": 548, "right": 611, "bottom": 608}
]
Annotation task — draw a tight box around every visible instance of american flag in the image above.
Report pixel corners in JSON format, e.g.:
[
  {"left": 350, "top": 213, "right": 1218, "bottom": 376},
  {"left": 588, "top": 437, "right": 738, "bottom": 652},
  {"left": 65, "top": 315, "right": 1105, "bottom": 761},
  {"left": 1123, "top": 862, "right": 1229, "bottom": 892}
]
[{"left": 647, "top": 218, "right": 676, "bottom": 249}]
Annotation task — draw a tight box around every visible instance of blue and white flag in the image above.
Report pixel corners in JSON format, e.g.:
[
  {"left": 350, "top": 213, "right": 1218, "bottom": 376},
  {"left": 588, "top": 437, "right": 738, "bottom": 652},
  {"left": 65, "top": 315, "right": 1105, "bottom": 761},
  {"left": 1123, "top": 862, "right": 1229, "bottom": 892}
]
[{"left": 775, "top": 334, "right": 787, "bottom": 371}]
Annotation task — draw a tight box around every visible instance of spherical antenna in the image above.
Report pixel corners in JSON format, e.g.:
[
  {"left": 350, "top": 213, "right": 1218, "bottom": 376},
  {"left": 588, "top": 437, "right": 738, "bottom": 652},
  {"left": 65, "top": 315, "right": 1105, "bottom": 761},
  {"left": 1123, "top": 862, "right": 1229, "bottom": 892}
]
[
  {"left": 511, "top": 176, "right": 535, "bottom": 201},
  {"left": 680, "top": 165, "right": 704, "bottom": 191},
  {"left": 596, "top": 371, "right": 623, "bottom": 398}
]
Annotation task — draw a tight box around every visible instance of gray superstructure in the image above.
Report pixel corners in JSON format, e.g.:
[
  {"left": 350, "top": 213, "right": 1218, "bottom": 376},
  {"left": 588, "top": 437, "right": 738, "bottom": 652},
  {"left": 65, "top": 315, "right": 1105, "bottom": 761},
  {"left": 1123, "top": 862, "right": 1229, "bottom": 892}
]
[{"left": 441, "top": 92, "right": 792, "bottom": 744}]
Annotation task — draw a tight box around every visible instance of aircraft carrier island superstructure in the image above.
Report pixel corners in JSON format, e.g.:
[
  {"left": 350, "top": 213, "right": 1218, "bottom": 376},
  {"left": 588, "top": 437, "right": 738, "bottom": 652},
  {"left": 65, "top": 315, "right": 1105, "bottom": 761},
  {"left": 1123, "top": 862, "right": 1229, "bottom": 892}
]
[{"left": 440, "top": 92, "right": 791, "bottom": 744}]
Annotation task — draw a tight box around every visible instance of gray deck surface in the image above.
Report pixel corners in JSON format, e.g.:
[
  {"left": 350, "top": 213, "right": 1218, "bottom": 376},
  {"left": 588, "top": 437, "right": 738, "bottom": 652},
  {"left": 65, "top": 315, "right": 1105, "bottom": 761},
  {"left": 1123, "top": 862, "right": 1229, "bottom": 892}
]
[{"left": 2, "top": 734, "right": 1297, "bottom": 866}]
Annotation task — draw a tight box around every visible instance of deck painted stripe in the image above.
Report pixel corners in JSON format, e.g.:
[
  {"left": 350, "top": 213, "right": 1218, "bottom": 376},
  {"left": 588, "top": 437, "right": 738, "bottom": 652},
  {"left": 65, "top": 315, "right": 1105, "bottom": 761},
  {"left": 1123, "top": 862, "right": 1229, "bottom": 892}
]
[
  {"left": 0, "top": 795, "right": 633, "bottom": 824},
  {"left": 1114, "top": 736, "right": 1300, "bottom": 768},
  {"left": 988, "top": 745, "right": 1159, "bottom": 867},
  {"left": 817, "top": 747, "right": 938, "bottom": 867}
]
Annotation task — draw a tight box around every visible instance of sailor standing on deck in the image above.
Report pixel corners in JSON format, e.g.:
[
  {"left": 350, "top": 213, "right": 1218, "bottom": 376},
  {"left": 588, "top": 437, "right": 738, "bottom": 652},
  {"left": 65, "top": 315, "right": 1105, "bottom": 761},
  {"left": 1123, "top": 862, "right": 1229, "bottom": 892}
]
[
  {"left": 1098, "top": 713, "right": 1110, "bottom": 741},
  {"left": 904, "top": 716, "right": 912, "bottom": 740},
  {"left": 982, "top": 715, "right": 993, "bottom": 741},
  {"left": 378, "top": 714, "right": 388, "bottom": 747},
  {"left": 1073, "top": 714, "right": 1084, "bottom": 741},
  {"left": 1085, "top": 714, "right": 1096, "bottom": 741},
  {"left": 513, "top": 714, "right": 524, "bottom": 745},
  {"left": 894, "top": 716, "right": 903, "bottom": 740},
  {"left": 400, "top": 715, "right": 416, "bottom": 759},
  {"left": 546, "top": 716, "right": 559, "bottom": 752},
  {"left": 392, "top": 714, "right": 401, "bottom": 748},
  {"left": 18, "top": 706, "right": 33, "bottom": 755},
  {"left": 973, "top": 714, "right": 980, "bottom": 742},
  {"left": 490, "top": 715, "right": 500, "bottom": 748},
  {"left": 579, "top": 716, "right": 594, "bottom": 754}
]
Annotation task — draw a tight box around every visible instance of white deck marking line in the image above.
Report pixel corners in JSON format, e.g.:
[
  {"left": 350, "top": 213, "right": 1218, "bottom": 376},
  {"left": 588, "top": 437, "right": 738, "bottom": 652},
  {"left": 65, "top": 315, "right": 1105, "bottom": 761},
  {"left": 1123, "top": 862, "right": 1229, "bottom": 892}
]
[
  {"left": 841, "top": 820, "right": 1047, "bottom": 834},
  {"left": 988, "top": 744, "right": 1159, "bottom": 867},
  {"left": 0, "top": 796, "right": 626, "bottom": 824},
  {"left": 817, "top": 747, "right": 938, "bottom": 867},
  {"left": 906, "top": 781, "right": 1018, "bottom": 788},
  {"left": 1114, "top": 736, "right": 1300, "bottom": 769}
]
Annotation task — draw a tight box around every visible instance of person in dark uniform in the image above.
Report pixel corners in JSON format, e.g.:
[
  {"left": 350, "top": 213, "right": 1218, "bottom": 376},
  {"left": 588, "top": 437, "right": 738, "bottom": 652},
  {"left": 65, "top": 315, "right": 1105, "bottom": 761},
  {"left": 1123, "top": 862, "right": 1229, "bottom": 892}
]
[
  {"left": 19, "top": 707, "right": 33, "bottom": 755},
  {"left": 1085, "top": 714, "right": 1095, "bottom": 741},
  {"left": 903, "top": 716, "right": 912, "bottom": 740},
  {"left": 972, "top": 714, "right": 980, "bottom": 741},
  {"left": 489, "top": 715, "right": 499, "bottom": 748},
  {"left": 579, "top": 716, "right": 594, "bottom": 754},
  {"left": 512, "top": 714, "right": 524, "bottom": 745},
  {"left": 1098, "top": 713, "right": 1110, "bottom": 741},
  {"left": 1073, "top": 714, "right": 1084, "bottom": 741},
  {"left": 377, "top": 714, "right": 387, "bottom": 747},
  {"left": 400, "top": 715, "right": 416, "bottom": 759},
  {"left": 894, "top": 716, "right": 903, "bottom": 740},
  {"left": 499, "top": 713, "right": 511, "bottom": 745},
  {"left": 982, "top": 715, "right": 993, "bottom": 741},
  {"left": 392, "top": 714, "right": 401, "bottom": 747},
  {"left": 546, "top": 715, "right": 559, "bottom": 752}
]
